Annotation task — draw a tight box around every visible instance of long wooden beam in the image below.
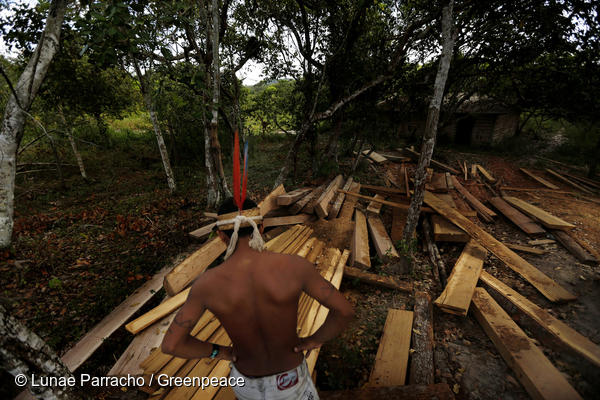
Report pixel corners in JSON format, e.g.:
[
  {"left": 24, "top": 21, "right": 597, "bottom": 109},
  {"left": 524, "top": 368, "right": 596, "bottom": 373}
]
[
  {"left": 402, "top": 147, "right": 460, "bottom": 174},
  {"left": 423, "top": 191, "right": 575, "bottom": 302},
  {"left": 489, "top": 197, "right": 546, "bottom": 236},
  {"left": 546, "top": 168, "right": 593, "bottom": 194},
  {"left": 336, "top": 189, "right": 434, "bottom": 213},
  {"left": 519, "top": 168, "right": 559, "bottom": 190},
  {"left": 451, "top": 176, "right": 495, "bottom": 222},
  {"left": 503, "top": 196, "right": 575, "bottom": 230},
  {"left": 344, "top": 266, "right": 412, "bottom": 292}
]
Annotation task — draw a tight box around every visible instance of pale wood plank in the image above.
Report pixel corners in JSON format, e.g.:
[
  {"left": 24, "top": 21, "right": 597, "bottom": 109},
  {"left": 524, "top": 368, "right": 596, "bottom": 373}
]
[
  {"left": 125, "top": 289, "right": 190, "bottom": 335},
  {"left": 489, "top": 197, "right": 546, "bottom": 236},
  {"left": 338, "top": 182, "right": 361, "bottom": 220},
  {"left": 351, "top": 210, "right": 371, "bottom": 269},
  {"left": 551, "top": 230, "right": 597, "bottom": 265},
  {"left": 315, "top": 174, "right": 344, "bottom": 218},
  {"left": 434, "top": 241, "right": 487, "bottom": 316},
  {"left": 520, "top": 168, "right": 560, "bottom": 190},
  {"left": 344, "top": 267, "right": 412, "bottom": 292},
  {"left": 424, "top": 191, "right": 576, "bottom": 302},
  {"left": 366, "top": 194, "right": 385, "bottom": 214},
  {"left": 503, "top": 196, "right": 575, "bottom": 230},
  {"left": 164, "top": 237, "right": 227, "bottom": 296},
  {"left": 369, "top": 309, "right": 414, "bottom": 386},
  {"left": 546, "top": 168, "right": 593, "bottom": 194},
  {"left": 258, "top": 184, "right": 286, "bottom": 215},
  {"left": 362, "top": 149, "right": 388, "bottom": 163},
  {"left": 367, "top": 215, "right": 399, "bottom": 259},
  {"left": 62, "top": 266, "right": 172, "bottom": 371},
  {"left": 476, "top": 164, "right": 497, "bottom": 183},
  {"left": 471, "top": 288, "right": 582, "bottom": 400},
  {"left": 480, "top": 271, "right": 600, "bottom": 367},
  {"left": 431, "top": 214, "right": 469, "bottom": 243},
  {"left": 505, "top": 243, "right": 546, "bottom": 255},
  {"left": 451, "top": 176, "right": 496, "bottom": 222},
  {"left": 189, "top": 222, "right": 216, "bottom": 240},
  {"left": 329, "top": 177, "right": 354, "bottom": 219},
  {"left": 336, "top": 189, "right": 435, "bottom": 213},
  {"left": 276, "top": 188, "right": 312, "bottom": 205},
  {"left": 263, "top": 213, "right": 313, "bottom": 228},
  {"left": 431, "top": 172, "right": 448, "bottom": 193}
]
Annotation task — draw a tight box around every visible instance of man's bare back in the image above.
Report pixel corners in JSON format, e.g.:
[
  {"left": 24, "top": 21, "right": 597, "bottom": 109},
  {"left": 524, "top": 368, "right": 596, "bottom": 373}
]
[{"left": 161, "top": 235, "right": 354, "bottom": 377}]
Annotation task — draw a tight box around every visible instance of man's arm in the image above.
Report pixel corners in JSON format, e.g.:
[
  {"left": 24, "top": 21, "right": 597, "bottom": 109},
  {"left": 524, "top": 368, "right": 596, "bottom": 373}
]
[
  {"left": 294, "top": 257, "right": 355, "bottom": 353},
  {"left": 161, "top": 281, "right": 234, "bottom": 361}
]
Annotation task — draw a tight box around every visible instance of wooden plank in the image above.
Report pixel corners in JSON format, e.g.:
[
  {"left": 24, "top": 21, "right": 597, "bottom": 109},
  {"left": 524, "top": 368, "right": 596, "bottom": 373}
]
[
  {"left": 489, "top": 197, "right": 546, "bottom": 236},
  {"left": 315, "top": 175, "right": 344, "bottom": 218},
  {"left": 296, "top": 237, "right": 317, "bottom": 258},
  {"left": 520, "top": 168, "right": 560, "bottom": 190},
  {"left": 476, "top": 164, "right": 497, "bottom": 183},
  {"left": 351, "top": 210, "right": 371, "bottom": 269},
  {"left": 470, "top": 164, "right": 478, "bottom": 179},
  {"left": 258, "top": 184, "right": 286, "bottom": 215},
  {"left": 369, "top": 309, "right": 414, "bottom": 386},
  {"left": 409, "top": 292, "right": 434, "bottom": 385},
  {"left": 360, "top": 184, "right": 404, "bottom": 195},
  {"left": 391, "top": 207, "right": 406, "bottom": 242},
  {"left": 551, "top": 230, "right": 597, "bottom": 265},
  {"left": 61, "top": 266, "right": 172, "bottom": 371},
  {"left": 307, "top": 240, "right": 326, "bottom": 264},
  {"left": 434, "top": 241, "right": 487, "bottom": 316},
  {"left": 430, "top": 172, "right": 448, "bottom": 193},
  {"left": 451, "top": 176, "right": 496, "bottom": 222},
  {"left": 503, "top": 196, "right": 575, "bottom": 230},
  {"left": 338, "top": 182, "right": 361, "bottom": 220},
  {"left": 505, "top": 243, "right": 546, "bottom": 255},
  {"left": 302, "top": 184, "right": 327, "bottom": 214},
  {"left": 546, "top": 168, "right": 593, "bottom": 194},
  {"left": 289, "top": 185, "right": 318, "bottom": 214},
  {"left": 164, "top": 237, "right": 227, "bottom": 296},
  {"left": 125, "top": 288, "right": 190, "bottom": 335},
  {"left": 263, "top": 213, "right": 313, "bottom": 228},
  {"left": 471, "top": 288, "right": 583, "bottom": 400},
  {"left": 344, "top": 266, "right": 412, "bottom": 292},
  {"left": 276, "top": 187, "right": 312, "bottom": 206},
  {"left": 528, "top": 239, "right": 556, "bottom": 246},
  {"left": 403, "top": 147, "right": 460, "bottom": 174},
  {"left": 480, "top": 271, "right": 600, "bottom": 367},
  {"left": 437, "top": 193, "right": 457, "bottom": 208},
  {"left": 362, "top": 149, "right": 388, "bottom": 163},
  {"left": 560, "top": 170, "right": 600, "bottom": 189},
  {"left": 329, "top": 177, "right": 354, "bottom": 219},
  {"left": 423, "top": 191, "right": 576, "bottom": 302},
  {"left": 450, "top": 191, "right": 478, "bottom": 217},
  {"left": 366, "top": 194, "right": 385, "bottom": 214},
  {"left": 336, "top": 189, "right": 434, "bottom": 213},
  {"left": 320, "top": 383, "right": 455, "bottom": 400},
  {"left": 500, "top": 186, "right": 573, "bottom": 194},
  {"left": 445, "top": 172, "right": 455, "bottom": 190},
  {"left": 367, "top": 215, "right": 399, "bottom": 259},
  {"left": 189, "top": 222, "right": 216, "bottom": 240},
  {"left": 431, "top": 214, "right": 469, "bottom": 243}
]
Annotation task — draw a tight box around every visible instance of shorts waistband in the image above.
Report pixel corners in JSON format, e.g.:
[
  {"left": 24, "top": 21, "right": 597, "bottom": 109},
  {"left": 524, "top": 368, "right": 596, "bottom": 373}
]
[{"left": 230, "top": 359, "right": 308, "bottom": 389}]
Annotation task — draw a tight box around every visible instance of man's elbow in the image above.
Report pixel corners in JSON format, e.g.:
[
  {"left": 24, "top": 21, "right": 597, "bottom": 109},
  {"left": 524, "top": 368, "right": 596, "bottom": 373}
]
[{"left": 340, "top": 304, "right": 355, "bottom": 323}]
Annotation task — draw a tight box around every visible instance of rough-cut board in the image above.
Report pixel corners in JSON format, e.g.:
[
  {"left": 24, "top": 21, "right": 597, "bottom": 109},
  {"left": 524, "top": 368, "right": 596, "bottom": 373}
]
[
  {"left": 126, "top": 288, "right": 190, "bottom": 334},
  {"left": 476, "top": 164, "right": 497, "bottom": 183},
  {"left": 329, "top": 177, "right": 354, "bottom": 219},
  {"left": 434, "top": 241, "right": 487, "bottom": 316},
  {"left": 315, "top": 175, "right": 344, "bottom": 218},
  {"left": 402, "top": 147, "right": 460, "bottom": 174},
  {"left": 470, "top": 164, "right": 478, "bottom": 179},
  {"left": 391, "top": 206, "right": 407, "bottom": 242},
  {"left": 276, "top": 188, "right": 312, "bottom": 206},
  {"left": 302, "top": 184, "right": 327, "bottom": 214},
  {"left": 351, "top": 210, "right": 371, "bottom": 269},
  {"left": 503, "top": 197, "right": 575, "bottom": 230},
  {"left": 367, "top": 216, "right": 399, "bottom": 259},
  {"left": 164, "top": 237, "right": 227, "bottom": 296},
  {"left": 369, "top": 309, "right": 414, "bottom": 386},
  {"left": 471, "top": 288, "right": 583, "bottom": 400},
  {"left": 445, "top": 172, "right": 455, "bottom": 189},
  {"left": 61, "top": 266, "right": 172, "bottom": 371},
  {"left": 505, "top": 243, "right": 546, "bottom": 255},
  {"left": 338, "top": 182, "right": 361, "bottom": 220},
  {"left": 519, "top": 168, "right": 559, "bottom": 190},
  {"left": 546, "top": 168, "right": 593, "bottom": 194},
  {"left": 551, "top": 230, "right": 597, "bottom": 265},
  {"left": 319, "top": 383, "right": 455, "bottom": 400},
  {"left": 489, "top": 197, "right": 546, "bottom": 236},
  {"left": 431, "top": 214, "right": 469, "bottom": 243},
  {"left": 528, "top": 239, "right": 555, "bottom": 246},
  {"left": 362, "top": 149, "right": 388, "bottom": 164},
  {"left": 189, "top": 222, "right": 216, "bottom": 240},
  {"left": 431, "top": 172, "right": 448, "bottom": 192},
  {"left": 336, "top": 189, "right": 434, "bottom": 213},
  {"left": 560, "top": 170, "right": 600, "bottom": 190},
  {"left": 451, "top": 176, "right": 496, "bottom": 222},
  {"left": 423, "top": 191, "right": 576, "bottom": 302},
  {"left": 366, "top": 194, "right": 385, "bottom": 214},
  {"left": 290, "top": 185, "right": 321, "bottom": 214},
  {"left": 409, "top": 292, "right": 434, "bottom": 385},
  {"left": 480, "top": 271, "right": 600, "bottom": 367},
  {"left": 263, "top": 214, "right": 313, "bottom": 228},
  {"left": 344, "top": 266, "right": 412, "bottom": 292},
  {"left": 258, "top": 184, "right": 286, "bottom": 215}
]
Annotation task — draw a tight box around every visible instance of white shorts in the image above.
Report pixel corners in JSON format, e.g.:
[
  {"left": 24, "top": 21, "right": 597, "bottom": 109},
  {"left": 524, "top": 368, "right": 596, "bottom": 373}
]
[{"left": 229, "top": 358, "right": 320, "bottom": 400}]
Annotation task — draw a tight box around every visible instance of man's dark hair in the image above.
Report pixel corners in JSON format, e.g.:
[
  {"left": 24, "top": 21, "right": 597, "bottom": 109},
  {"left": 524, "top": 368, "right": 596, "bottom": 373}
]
[{"left": 217, "top": 197, "right": 259, "bottom": 237}]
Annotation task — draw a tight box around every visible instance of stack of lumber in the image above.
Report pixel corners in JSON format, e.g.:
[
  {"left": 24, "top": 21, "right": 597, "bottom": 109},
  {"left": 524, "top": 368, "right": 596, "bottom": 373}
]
[{"left": 111, "top": 225, "right": 349, "bottom": 400}]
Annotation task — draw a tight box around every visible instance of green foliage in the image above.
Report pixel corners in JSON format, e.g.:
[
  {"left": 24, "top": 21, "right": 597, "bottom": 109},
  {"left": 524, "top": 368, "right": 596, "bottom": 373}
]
[
  {"left": 241, "top": 79, "right": 300, "bottom": 135},
  {"left": 48, "top": 277, "right": 62, "bottom": 290}
]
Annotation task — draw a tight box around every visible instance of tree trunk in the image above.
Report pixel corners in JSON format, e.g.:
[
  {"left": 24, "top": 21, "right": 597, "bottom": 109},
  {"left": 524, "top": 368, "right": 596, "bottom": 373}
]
[
  {"left": 588, "top": 133, "right": 600, "bottom": 178},
  {"left": 403, "top": 0, "right": 456, "bottom": 242},
  {"left": 0, "top": 0, "right": 68, "bottom": 248},
  {"left": 133, "top": 60, "right": 177, "bottom": 193},
  {"left": 0, "top": 305, "right": 80, "bottom": 399},
  {"left": 58, "top": 107, "right": 87, "bottom": 181}
]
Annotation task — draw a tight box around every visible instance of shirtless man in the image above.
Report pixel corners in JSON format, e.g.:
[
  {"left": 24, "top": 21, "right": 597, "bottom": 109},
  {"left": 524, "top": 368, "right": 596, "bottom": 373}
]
[{"left": 161, "top": 198, "right": 355, "bottom": 399}]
